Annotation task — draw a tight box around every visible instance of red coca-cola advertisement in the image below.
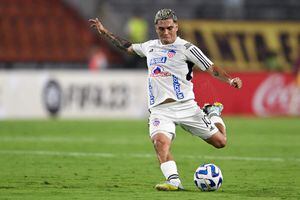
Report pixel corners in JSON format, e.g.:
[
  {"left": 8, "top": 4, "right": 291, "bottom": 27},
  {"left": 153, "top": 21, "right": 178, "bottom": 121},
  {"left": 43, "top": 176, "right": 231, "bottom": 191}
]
[{"left": 192, "top": 72, "right": 300, "bottom": 116}]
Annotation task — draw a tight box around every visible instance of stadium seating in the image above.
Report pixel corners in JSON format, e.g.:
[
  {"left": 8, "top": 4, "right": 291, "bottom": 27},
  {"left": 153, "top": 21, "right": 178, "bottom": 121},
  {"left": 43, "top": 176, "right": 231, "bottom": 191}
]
[
  {"left": 1, "top": 0, "right": 299, "bottom": 68},
  {"left": 0, "top": 0, "right": 121, "bottom": 64}
]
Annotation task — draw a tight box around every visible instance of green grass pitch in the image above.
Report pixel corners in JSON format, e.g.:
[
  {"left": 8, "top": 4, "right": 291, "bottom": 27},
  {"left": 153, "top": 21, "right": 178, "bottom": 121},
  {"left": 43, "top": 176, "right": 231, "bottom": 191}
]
[{"left": 0, "top": 117, "right": 299, "bottom": 199}]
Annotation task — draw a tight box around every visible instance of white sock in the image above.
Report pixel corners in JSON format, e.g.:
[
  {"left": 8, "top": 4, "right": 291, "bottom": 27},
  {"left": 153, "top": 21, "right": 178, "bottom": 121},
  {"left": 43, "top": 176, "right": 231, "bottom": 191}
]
[
  {"left": 160, "top": 160, "right": 181, "bottom": 185},
  {"left": 210, "top": 116, "right": 226, "bottom": 129}
]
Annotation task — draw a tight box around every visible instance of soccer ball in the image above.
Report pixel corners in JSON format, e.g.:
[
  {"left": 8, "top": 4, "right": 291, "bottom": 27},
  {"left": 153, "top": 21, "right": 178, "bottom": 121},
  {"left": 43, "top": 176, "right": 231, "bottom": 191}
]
[{"left": 194, "top": 163, "right": 223, "bottom": 191}]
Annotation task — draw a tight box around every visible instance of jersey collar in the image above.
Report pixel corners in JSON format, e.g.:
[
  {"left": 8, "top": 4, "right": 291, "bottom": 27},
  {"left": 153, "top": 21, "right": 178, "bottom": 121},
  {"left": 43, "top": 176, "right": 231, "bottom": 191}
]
[{"left": 158, "top": 37, "right": 180, "bottom": 46}]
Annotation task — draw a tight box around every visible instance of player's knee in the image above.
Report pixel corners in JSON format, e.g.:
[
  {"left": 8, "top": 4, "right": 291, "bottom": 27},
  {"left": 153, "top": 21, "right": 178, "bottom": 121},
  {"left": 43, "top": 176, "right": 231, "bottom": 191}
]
[
  {"left": 207, "top": 132, "right": 227, "bottom": 149},
  {"left": 214, "top": 137, "right": 227, "bottom": 149},
  {"left": 152, "top": 134, "right": 170, "bottom": 150},
  {"left": 153, "top": 138, "right": 168, "bottom": 150}
]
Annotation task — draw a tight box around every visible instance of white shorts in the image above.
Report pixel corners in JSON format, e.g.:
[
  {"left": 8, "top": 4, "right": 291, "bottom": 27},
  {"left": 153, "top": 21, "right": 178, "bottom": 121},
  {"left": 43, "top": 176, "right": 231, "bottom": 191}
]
[{"left": 149, "top": 100, "right": 219, "bottom": 140}]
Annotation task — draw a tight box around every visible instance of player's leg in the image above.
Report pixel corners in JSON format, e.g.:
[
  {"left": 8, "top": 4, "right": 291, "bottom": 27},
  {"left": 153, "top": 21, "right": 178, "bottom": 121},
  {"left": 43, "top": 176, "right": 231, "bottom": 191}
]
[
  {"left": 151, "top": 133, "right": 183, "bottom": 191},
  {"left": 203, "top": 102, "right": 227, "bottom": 148},
  {"left": 149, "top": 115, "right": 183, "bottom": 191},
  {"left": 179, "top": 101, "right": 226, "bottom": 149},
  {"left": 205, "top": 131, "right": 226, "bottom": 148},
  {"left": 151, "top": 133, "right": 173, "bottom": 164},
  {"left": 151, "top": 132, "right": 183, "bottom": 190}
]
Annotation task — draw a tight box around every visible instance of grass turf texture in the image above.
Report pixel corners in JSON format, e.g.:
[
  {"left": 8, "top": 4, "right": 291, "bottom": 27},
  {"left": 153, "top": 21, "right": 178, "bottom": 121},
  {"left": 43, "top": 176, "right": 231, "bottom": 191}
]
[{"left": 0, "top": 117, "right": 299, "bottom": 200}]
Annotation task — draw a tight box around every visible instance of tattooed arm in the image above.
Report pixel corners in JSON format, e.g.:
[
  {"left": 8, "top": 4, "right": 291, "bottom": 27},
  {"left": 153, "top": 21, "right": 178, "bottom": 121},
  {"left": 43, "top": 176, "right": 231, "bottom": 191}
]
[
  {"left": 207, "top": 65, "right": 242, "bottom": 89},
  {"left": 89, "top": 18, "right": 135, "bottom": 54}
]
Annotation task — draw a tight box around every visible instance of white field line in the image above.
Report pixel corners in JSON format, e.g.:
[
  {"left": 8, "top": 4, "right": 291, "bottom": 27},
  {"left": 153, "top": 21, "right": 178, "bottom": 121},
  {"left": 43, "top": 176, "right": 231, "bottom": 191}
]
[
  {"left": 0, "top": 136, "right": 143, "bottom": 144},
  {"left": 0, "top": 136, "right": 95, "bottom": 143},
  {"left": 2, "top": 136, "right": 299, "bottom": 146},
  {"left": 0, "top": 150, "right": 299, "bottom": 163}
]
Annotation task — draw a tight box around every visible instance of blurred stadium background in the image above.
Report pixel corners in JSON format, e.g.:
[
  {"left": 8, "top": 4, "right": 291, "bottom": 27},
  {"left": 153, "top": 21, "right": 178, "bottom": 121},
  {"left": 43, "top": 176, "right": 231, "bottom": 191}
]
[{"left": 1, "top": 0, "right": 300, "bottom": 119}]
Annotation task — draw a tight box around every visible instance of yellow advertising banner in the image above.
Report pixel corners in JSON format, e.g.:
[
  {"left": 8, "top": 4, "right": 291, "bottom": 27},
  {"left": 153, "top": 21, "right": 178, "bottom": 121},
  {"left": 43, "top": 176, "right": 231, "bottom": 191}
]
[{"left": 179, "top": 20, "right": 300, "bottom": 71}]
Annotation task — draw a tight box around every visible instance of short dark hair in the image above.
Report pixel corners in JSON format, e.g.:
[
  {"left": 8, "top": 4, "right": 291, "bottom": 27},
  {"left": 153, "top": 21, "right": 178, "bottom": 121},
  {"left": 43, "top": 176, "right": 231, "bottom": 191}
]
[{"left": 154, "top": 9, "right": 178, "bottom": 24}]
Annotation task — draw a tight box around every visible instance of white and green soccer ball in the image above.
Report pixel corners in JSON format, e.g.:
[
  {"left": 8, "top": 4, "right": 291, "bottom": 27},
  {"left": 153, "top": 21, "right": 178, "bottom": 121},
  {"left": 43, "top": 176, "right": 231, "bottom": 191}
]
[{"left": 194, "top": 163, "right": 223, "bottom": 191}]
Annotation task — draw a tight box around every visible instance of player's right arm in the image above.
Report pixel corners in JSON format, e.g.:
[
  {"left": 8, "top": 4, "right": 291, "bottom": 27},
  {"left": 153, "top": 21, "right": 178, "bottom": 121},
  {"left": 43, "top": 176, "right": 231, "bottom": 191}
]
[{"left": 89, "top": 18, "right": 135, "bottom": 54}]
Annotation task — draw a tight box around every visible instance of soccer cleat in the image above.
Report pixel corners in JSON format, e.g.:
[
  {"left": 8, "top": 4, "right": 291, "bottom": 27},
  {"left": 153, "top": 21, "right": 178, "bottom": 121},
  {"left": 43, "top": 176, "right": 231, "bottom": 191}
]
[
  {"left": 202, "top": 102, "right": 224, "bottom": 117},
  {"left": 155, "top": 181, "right": 184, "bottom": 191}
]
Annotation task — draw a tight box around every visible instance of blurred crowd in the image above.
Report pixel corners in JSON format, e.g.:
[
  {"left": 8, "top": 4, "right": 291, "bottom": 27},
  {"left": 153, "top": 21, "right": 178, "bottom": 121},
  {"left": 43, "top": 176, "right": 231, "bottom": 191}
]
[{"left": 0, "top": 0, "right": 300, "bottom": 74}]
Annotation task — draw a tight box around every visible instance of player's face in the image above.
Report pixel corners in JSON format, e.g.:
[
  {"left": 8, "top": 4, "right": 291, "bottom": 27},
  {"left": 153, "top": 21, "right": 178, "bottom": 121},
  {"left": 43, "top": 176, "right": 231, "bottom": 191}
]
[{"left": 155, "top": 19, "right": 178, "bottom": 45}]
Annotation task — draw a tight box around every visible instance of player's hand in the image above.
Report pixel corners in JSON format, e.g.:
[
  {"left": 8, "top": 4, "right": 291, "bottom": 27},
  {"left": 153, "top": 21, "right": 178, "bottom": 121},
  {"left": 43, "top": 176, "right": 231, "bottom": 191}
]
[
  {"left": 89, "top": 18, "right": 106, "bottom": 34},
  {"left": 230, "top": 77, "right": 242, "bottom": 89}
]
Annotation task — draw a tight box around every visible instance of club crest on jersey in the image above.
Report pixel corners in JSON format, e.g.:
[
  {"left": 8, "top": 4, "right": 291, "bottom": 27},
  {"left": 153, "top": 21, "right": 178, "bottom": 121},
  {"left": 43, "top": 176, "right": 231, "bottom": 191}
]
[
  {"left": 167, "top": 49, "right": 176, "bottom": 58},
  {"left": 152, "top": 118, "right": 160, "bottom": 126},
  {"left": 149, "top": 57, "right": 167, "bottom": 66},
  {"left": 150, "top": 66, "right": 171, "bottom": 77}
]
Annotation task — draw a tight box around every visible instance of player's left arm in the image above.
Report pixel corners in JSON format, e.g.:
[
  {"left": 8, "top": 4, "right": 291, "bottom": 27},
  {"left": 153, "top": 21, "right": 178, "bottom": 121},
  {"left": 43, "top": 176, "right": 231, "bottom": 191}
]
[
  {"left": 184, "top": 43, "right": 242, "bottom": 89},
  {"left": 207, "top": 65, "right": 242, "bottom": 89}
]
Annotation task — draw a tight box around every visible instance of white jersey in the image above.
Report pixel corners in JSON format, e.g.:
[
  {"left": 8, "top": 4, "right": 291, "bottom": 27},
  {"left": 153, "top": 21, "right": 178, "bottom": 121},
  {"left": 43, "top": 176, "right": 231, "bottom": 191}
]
[{"left": 132, "top": 37, "right": 213, "bottom": 108}]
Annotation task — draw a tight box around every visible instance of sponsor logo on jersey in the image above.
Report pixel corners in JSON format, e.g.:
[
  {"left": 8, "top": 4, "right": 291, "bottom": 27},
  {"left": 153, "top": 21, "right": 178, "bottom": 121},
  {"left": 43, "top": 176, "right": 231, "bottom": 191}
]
[
  {"left": 148, "top": 78, "right": 155, "bottom": 105},
  {"left": 149, "top": 57, "right": 167, "bottom": 65},
  {"left": 150, "top": 66, "right": 171, "bottom": 77},
  {"left": 172, "top": 75, "right": 184, "bottom": 99},
  {"left": 167, "top": 49, "right": 176, "bottom": 58},
  {"left": 152, "top": 66, "right": 163, "bottom": 75}
]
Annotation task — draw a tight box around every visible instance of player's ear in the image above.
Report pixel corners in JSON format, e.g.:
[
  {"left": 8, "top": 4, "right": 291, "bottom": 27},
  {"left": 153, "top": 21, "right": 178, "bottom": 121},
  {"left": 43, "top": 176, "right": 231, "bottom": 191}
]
[
  {"left": 173, "top": 20, "right": 178, "bottom": 28},
  {"left": 155, "top": 24, "right": 160, "bottom": 34}
]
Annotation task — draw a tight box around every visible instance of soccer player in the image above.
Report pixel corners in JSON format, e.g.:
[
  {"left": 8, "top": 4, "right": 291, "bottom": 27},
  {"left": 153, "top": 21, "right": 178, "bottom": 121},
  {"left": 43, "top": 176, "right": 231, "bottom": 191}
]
[{"left": 89, "top": 9, "right": 242, "bottom": 191}]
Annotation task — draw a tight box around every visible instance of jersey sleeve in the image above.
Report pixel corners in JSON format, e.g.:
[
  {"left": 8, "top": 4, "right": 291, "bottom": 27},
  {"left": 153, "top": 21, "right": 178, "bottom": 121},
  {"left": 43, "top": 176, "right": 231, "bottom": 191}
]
[
  {"left": 184, "top": 43, "right": 213, "bottom": 71},
  {"left": 132, "top": 42, "right": 147, "bottom": 57}
]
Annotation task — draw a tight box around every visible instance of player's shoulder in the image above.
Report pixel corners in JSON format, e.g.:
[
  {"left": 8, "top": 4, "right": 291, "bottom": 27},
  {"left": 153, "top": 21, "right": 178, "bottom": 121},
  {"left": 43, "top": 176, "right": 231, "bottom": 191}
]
[
  {"left": 133, "top": 39, "right": 157, "bottom": 51},
  {"left": 142, "top": 39, "right": 159, "bottom": 46},
  {"left": 176, "top": 37, "right": 195, "bottom": 50}
]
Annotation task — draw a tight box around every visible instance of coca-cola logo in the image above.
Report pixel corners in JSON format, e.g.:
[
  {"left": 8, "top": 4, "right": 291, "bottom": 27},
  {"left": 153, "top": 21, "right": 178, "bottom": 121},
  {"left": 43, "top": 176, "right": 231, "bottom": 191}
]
[{"left": 253, "top": 74, "right": 300, "bottom": 116}]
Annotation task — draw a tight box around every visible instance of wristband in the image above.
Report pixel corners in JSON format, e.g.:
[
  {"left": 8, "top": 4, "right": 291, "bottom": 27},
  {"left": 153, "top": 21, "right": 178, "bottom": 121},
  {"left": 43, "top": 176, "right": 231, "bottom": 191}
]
[{"left": 229, "top": 79, "right": 234, "bottom": 85}]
